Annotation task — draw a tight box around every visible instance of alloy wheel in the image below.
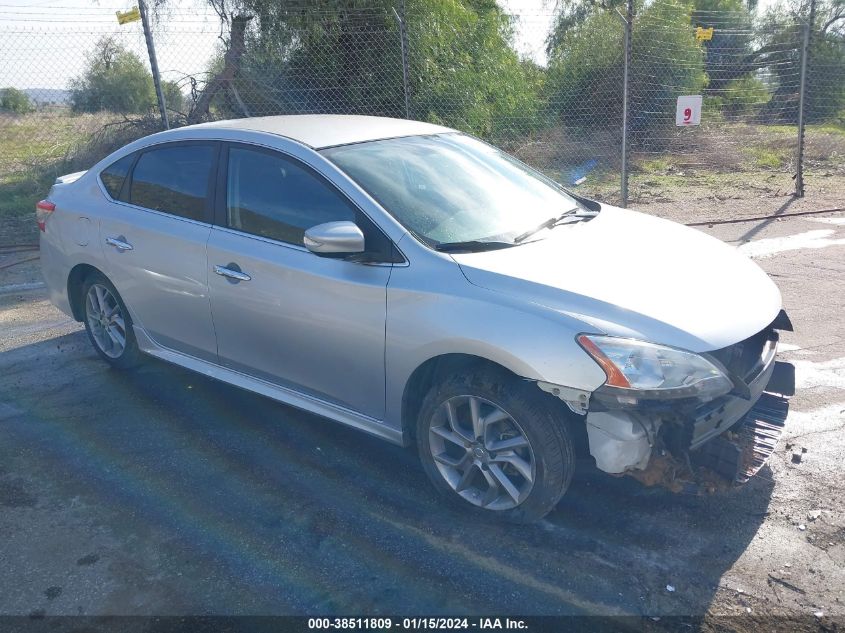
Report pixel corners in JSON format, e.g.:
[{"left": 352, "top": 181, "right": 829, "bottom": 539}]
[
  {"left": 85, "top": 283, "right": 127, "bottom": 359},
  {"left": 428, "top": 395, "right": 536, "bottom": 510}
]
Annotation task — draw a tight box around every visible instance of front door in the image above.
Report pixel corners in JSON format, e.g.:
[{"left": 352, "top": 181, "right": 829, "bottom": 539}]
[{"left": 206, "top": 143, "right": 394, "bottom": 419}]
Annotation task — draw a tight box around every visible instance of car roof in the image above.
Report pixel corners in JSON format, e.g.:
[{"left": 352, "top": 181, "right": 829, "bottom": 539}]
[{"left": 188, "top": 114, "right": 454, "bottom": 149}]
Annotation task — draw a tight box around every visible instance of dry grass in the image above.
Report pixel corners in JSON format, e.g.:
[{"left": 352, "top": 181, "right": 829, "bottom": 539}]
[
  {"left": 0, "top": 110, "right": 155, "bottom": 222},
  {"left": 503, "top": 120, "right": 845, "bottom": 207},
  {"left": 0, "top": 110, "right": 116, "bottom": 173}
]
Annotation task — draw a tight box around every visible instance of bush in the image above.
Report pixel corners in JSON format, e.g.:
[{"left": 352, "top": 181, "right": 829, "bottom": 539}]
[
  {"left": 162, "top": 81, "right": 184, "bottom": 114},
  {"left": 705, "top": 75, "right": 771, "bottom": 119},
  {"left": 0, "top": 87, "right": 34, "bottom": 114}
]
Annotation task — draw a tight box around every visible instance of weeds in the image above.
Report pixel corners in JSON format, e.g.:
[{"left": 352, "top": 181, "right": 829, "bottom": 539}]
[
  {"left": 743, "top": 147, "right": 788, "bottom": 169},
  {"left": 0, "top": 111, "right": 159, "bottom": 219}
]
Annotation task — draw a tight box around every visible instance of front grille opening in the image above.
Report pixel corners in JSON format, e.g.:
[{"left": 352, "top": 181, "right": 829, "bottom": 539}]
[{"left": 708, "top": 327, "right": 776, "bottom": 382}]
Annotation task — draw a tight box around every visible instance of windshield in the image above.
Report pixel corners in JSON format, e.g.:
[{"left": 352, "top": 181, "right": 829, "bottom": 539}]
[{"left": 321, "top": 133, "right": 584, "bottom": 247}]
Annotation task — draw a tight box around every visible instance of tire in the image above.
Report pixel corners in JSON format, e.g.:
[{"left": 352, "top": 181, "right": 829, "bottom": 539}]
[
  {"left": 80, "top": 272, "right": 142, "bottom": 369},
  {"left": 416, "top": 367, "right": 575, "bottom": 523}
]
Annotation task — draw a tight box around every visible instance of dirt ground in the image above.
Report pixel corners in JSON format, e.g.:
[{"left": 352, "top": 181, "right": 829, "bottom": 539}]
[{"left": 0, "top": 208, "right": 843, "bottom": 630}]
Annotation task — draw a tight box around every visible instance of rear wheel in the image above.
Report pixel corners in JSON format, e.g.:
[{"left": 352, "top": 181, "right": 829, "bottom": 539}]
[
  {"left": 81, "top": 272, "right": 142, "bottom": 369},
  {"left": 416, "top": 368, "right": 574, "bottom": 523}
]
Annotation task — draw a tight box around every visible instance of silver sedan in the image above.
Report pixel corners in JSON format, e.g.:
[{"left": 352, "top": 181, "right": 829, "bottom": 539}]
[{"left": 38, "top": 115, "right": 794, "bottom": 522}]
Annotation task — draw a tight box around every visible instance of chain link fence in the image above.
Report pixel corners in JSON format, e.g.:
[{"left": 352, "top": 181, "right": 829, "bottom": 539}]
[
  {"left": 803, "top": 19, "right": 845, "bottom": 198},
  {"left": 629, "top": 3, "right": 804, "bottom": 212},
  {"left": 1, "top": 0, "right": 843, "bottom": 246}
]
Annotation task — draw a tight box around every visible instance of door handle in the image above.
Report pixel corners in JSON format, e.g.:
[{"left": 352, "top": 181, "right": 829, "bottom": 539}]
[
  {"left": 105, "top": 236, "right": 133, "bottom": 251},
  {"left": 214, "top": 264, "right": 251, "bottom": 282}
]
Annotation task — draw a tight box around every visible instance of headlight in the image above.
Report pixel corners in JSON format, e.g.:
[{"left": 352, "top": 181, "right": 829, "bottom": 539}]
[{"left": 577, "top": 334, "right": 733, "bottom": 401}]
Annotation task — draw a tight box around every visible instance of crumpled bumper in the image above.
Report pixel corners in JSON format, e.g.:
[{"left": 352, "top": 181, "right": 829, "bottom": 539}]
[{"left": 584, "top": 314, "right": 796, "bottom": 488}]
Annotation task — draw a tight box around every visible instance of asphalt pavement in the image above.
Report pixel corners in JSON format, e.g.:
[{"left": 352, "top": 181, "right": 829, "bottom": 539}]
[{"left": 0, "top": 210, "right": 843, "bottom": 622}]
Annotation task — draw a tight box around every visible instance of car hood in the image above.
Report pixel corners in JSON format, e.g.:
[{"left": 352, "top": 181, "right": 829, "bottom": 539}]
[{"left": 451, "top": 206, "right": 782, "bottom": 352}]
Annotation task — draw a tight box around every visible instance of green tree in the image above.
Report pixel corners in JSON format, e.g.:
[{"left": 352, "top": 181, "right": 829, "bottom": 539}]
[
  {"left": 234, "top": 2, "right": 407, "bottom": 119},
  {"left": 407, "top": 0, "right": 542, "bottom": 139},
  {"left": 756, "top": 0, "right": 845, "bottom": 122},
  {"left": 191, "top": 0, "right": 541, "bottom": 139},
  {"left": 0, "top": 87, "right": 34, "bottom": 114},
  {"left": 545, "top": 0, "right": 706, "bottom": 136},
  {"left": 69, "top": 36, "right": 156, "bottom": 114},
  {"left": 807, "top": 29, "right": 845, "bottom": 121},
  {"left": 544, "top": 11, "right": 624, "bottom": 130},
  {"left": 692, "top": 0, "right": 755, "bottom": 91},
  {"left": 545, "top": 0, "right": 627, "bottom": 53}
]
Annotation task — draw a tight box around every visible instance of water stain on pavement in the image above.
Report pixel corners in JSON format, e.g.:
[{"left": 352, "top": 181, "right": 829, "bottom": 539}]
[
  {"left": 76, "top": 554, "right": 100, "bottom": 566},
  {"left": 0, "top": 477, "right": 37, "bottom": 507},
  {"left": 43, "top": 586, "right": 62, "bottom": 600}
]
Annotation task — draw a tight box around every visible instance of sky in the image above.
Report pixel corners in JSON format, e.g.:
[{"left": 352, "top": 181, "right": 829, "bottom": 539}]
[
  {"left": 0, "top": 0, "right": 781, "bottom": 93},
  {"left": 0, "top": 0, "right": 222, "bottom": 94}
]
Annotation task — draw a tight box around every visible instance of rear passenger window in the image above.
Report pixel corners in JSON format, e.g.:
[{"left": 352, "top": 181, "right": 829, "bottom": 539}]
[
  {"left": 130, "top": 144, "right": 214, "bottom": 221},
  {"left": 100, "top": 153, "right": 135, "bottom": 200},
  {"left": 226, "top": 146, "right": 355, "bottom": 245}
]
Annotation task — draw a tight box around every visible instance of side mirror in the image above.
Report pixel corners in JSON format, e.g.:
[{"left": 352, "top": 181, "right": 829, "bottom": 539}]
[{"left": 303, "top": 221, "right": 365, "bottom": 255}]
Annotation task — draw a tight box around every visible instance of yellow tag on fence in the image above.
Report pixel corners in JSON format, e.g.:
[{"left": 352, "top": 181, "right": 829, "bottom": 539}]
[
  {"left": 696, "top": 26, "right": 714, "bottom": 41},
  {"left": 116, "top": 6, "right": 141, "bottom": 25}
]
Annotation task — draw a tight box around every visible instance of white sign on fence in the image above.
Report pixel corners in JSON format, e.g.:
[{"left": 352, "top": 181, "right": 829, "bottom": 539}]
[{"left": 676, "top": 95, "right": 702, "bottom": 126}]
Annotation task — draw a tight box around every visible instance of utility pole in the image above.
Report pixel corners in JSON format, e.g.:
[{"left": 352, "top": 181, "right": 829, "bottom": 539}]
[{"left": 138, "top": 0, "right": 169, "bottom": 129}]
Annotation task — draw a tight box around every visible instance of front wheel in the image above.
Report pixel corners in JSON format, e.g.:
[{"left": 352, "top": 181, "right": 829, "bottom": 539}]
[
  {"left": 416, "top": 368, "right": 575, "bottom": 523},
  {"left": 81, "top": 272, "right": 142, "bottom": 369}
]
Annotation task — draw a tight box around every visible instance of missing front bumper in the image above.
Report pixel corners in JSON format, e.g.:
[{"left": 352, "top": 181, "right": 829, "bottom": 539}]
[
  {"left": 623, "top": 360, "right": 794, "bottom": 493},
  {"left": 691, "top": 392, "right": 788, "bottom": 484}
]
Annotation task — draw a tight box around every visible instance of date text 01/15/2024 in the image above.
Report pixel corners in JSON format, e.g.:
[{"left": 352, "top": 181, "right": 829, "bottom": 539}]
[{"left": 307, "top": 618, "right": 528, "bottom": 630}]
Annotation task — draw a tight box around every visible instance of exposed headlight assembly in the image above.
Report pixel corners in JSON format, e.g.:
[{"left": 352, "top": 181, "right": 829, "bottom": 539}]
[{"left": 577, "top": 334, "right": 733, "bottom": 402}]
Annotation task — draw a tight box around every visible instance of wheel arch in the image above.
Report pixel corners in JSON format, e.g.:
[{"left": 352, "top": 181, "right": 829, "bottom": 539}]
[
  {"left": 67, "top": 263, "right": 106, "bottom": 321},
  {"left": 401, "top": 354, "right": 513, "bottom": 445},
  {"left": 400, "top": 352, "right": 590, "bottom": 456}
]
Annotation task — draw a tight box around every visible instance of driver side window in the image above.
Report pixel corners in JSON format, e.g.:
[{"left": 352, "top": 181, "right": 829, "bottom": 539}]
[{"left": 226, "top": 146, "right": 356, "bottom": 246}]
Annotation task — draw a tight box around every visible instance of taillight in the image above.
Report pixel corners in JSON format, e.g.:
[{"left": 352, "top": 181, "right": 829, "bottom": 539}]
[{"left": 36, "top": 199, "right": 55, "bottom": 232}]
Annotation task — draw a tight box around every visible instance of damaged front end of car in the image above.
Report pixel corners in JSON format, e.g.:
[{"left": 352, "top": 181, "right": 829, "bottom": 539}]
[{"left": 543, "top": 310, "right": 796, "bottom": 492}]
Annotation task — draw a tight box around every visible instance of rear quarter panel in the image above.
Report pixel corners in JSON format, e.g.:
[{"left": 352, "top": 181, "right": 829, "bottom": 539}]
[{"left": 40, "top": 176, "right": 111, "bottom": 318}]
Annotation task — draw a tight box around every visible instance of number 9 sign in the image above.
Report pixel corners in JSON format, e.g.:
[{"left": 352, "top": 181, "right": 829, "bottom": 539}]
[{"left": 676, "top": 95, "right": 702, "bottom": 126}]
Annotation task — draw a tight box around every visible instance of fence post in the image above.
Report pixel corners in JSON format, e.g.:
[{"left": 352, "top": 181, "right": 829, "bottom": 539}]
[
  {"left": 618, "top": 0, "right": 633, "bottom": 208},
  {"left": 795, "top": 4, "right": 814, "bottom": 197},
  {"left": 393, "top": 2, "right": 411, "bottom": 119},
  {"left": 139, "top": 0, "right": 169, "bottom": 129},
  {"left": 795, "top": 21, "right": 810, "bottom": 197}
]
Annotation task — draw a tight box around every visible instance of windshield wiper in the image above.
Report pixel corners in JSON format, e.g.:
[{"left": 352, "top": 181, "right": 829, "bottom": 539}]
[
  {"left": 513, "top": 208, "right": 596, "bottom": 243},
  {"left": 434, "top": 240, "right": 516, "bottom": 253}
]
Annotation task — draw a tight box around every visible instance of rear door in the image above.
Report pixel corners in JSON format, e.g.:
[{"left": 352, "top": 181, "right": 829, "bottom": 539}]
[
  {"left": 206, "top": 142, "right": 395, "bottom": 418},
  {"left": 98, "top": 141, "right": 219, "bottom": 362}
]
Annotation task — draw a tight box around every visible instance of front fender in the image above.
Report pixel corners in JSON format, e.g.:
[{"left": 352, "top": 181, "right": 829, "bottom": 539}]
[{"left": 384, "top": 261, "right": 608, "bottom": 431}]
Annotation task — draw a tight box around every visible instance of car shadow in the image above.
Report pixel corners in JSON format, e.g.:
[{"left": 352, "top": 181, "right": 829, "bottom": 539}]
[{"left": 0, "top": 331, "right": 773, "bottom": 616}]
